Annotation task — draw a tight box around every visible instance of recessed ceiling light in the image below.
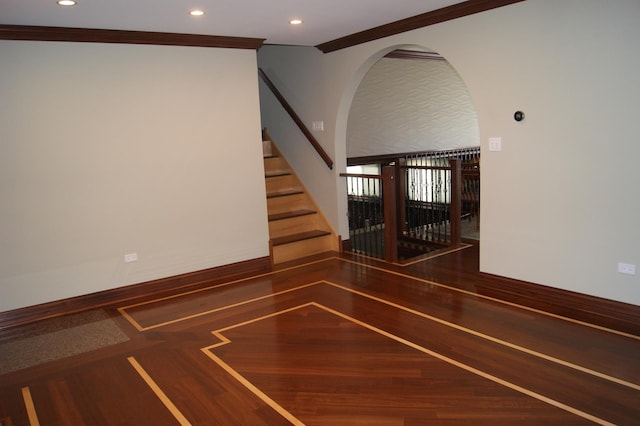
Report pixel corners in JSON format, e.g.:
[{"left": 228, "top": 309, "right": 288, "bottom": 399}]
[
  {"left": 289, "top": 19, "right": 303, "bottom": 25},
  {"left": 189, "top": 9, "right": 205, "bottom": 16},
  {"left": 57, "top": 0, "right": 77, "bottom": 5}
]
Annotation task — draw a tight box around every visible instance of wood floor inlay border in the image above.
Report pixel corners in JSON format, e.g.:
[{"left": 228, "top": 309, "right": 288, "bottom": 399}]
[
  {"left": 20, "top": 387, "right": 39, "bottom": 426},
  {"left": 338, "top": 257, "right": 640, "bottom": 341},
  {"left": 127, "top": 356, "right": 192, "bottom": 426},
  {"left": 119, "top": 282, "right": 321, "bottom": 331},
  {"left": 118, "top": 278, "right": 640, "bottom": 393},
  {"left": 201, "top": 302, "right": 613, "bottom": 425},
  {"left": 119, "top": 257, "right": 640, "bottom": 341},
  {"left": 323, "top": 281, "right": 640, "bottom": 392}
]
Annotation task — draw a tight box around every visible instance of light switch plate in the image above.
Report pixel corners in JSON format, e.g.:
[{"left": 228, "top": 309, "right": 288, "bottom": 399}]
[{"left": 489, "top": 137, "right": 502, "bottom": 152}]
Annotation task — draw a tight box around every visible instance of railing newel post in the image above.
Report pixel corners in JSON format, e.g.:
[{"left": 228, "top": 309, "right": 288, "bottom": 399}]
[
  {"left": 396, "top": 157, "right": 407, "bottom": 238},
  {"left": 450, "top": 158, "right": 462, "bottom": 245},
  {"left": 382, "top": 166, "right": 398, "bottom": 263}
]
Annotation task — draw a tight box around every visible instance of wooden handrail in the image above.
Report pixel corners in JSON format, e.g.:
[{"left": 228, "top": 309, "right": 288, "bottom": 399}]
[
  {"left": 258, "top": 68, "right": 334, "bottom": 170},
  {"left": 347, "top": 146, "right": 479, "bottom": 167},
  {"left": 400, "top": 165, "right": 452, "bottom": 171},
  {"left": 339, "top": 173, "right": 381, "bottom": 179}
]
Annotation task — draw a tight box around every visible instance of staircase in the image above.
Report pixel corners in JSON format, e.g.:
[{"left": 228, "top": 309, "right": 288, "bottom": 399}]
[{"left": 262, "top": 132, "right": 338, "bottom": 264}]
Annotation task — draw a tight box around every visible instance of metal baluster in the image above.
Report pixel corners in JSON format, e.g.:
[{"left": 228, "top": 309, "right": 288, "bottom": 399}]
[
  {"left": 351, "top": 176, "right": 358, "bottom": 254},
  {"left": 367, "top": 176, "right": 373, "bottom": 257},
  {"left": 437, "top": 169, "right": 443, "bottom": 242},
  {"left": 419, "top": 156, "right": 424, "bottom": 241},
  {"left": 347, "top": 177, "right": 353, "bottom": 252},
  {"left": 371, "top": 177, "right": 376, "bottom": 257},
  {"left": 445, "top": 168, "right": 451, "bottom": 244},
  {"left": 358, "top": 176, "right": 363, "bottom": 253}
]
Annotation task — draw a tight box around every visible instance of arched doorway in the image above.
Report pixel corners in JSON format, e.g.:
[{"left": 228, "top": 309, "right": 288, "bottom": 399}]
[{"left": 341, "top": 47, "right": 480, "bottom": 261}]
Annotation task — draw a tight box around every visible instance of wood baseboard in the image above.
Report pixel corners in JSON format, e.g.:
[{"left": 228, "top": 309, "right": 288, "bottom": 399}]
[
  {"left": 476, "top": 272, "right": 640, "bottom": 336},
  {"left": 0, "top": 256, "right": 271, "bottom": 330}
]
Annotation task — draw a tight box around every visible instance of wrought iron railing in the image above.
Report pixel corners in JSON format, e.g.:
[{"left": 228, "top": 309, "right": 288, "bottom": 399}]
[
  {"left": 343, "top": 147, "right": 479, "bottom": 261},
  {"left": 402, "top": 164, "right": 452, "bottom": 245},
  {"left": 344, "top": 174, "right": 385, "bottom": 259}
]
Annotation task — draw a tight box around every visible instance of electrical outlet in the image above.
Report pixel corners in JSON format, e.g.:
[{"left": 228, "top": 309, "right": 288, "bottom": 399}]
[
  {"left": 124, "top": 253, "right": 138, "bottom": 263},
  {"left": 617, "top": 262, "right": 636, "bottom": 275}
]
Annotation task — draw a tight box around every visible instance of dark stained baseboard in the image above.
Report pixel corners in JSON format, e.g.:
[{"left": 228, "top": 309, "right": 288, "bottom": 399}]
[
  {"left": 476, "top": 272, "right": 640, "bottom": 336},
  {"left": 0, "top": 256, "right": 271, "bottom": 330},
  {"left": 3, "top": 254, "right": 638, "bottom": 337},
  {"left": 344, "top": 235, "right": 639, "bottom": 336}
]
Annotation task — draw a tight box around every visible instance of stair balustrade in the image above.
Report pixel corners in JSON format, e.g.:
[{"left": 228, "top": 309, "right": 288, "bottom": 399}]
[{"left": 342, "top": 148, "right": 479, "bottom": 262}]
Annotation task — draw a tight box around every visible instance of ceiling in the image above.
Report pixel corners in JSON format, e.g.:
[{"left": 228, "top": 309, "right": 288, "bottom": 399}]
[{"left": 0, "top": 0, "right": 464, "bottom": 47}]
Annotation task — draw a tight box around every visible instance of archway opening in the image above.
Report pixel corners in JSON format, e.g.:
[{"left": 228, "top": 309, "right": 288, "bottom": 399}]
[{"left": 342, "top": 47, "right": 480, "bottom": 261}]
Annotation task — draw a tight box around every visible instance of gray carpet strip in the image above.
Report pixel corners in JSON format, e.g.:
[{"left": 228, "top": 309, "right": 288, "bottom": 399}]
[{"left": 0, "top": 310, "right": 129, "bottom": 374}]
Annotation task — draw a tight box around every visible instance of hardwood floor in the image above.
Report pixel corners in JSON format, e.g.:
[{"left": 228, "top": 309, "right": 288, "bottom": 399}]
[{"left": 1, "top": 243, "right": 639, "bottom": 425}]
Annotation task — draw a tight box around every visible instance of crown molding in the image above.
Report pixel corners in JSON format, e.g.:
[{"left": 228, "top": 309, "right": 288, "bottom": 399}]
[
  {"left": 0, "top": 25, "right": 265, "bottom": 50},
  {"left": 385, "top": 49, "right": 445, "bottom": 61},
  {"left": 316, "top": 0, "right": 525, "bottom": 53}
]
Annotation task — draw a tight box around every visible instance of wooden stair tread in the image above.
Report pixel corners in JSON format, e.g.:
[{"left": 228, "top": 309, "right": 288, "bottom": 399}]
[
  {"left": 262, "top": 133, "right": 337, "bottom": 263},
  {"left": 269, "top": 209, "right": 316, "bottom": 222},
  {"left": 271, "top": 229, "right": 331, "bottom": 246},
  {"left": 266, "top": 188, "right": 304, "bottom": 198},
  {"left": 265, "top": 170, "right": 292, "bottom": 178}
]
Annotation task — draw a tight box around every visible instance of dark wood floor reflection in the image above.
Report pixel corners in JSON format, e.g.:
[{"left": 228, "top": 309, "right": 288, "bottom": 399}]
[{"left": 1, "top": 243, "right": 639, "bottom": 425}]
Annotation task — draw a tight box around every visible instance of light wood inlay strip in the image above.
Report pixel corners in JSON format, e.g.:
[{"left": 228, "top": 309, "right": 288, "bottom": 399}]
[
  {"left": 323, "top": 282, "right": 640, "bottom": 391},
  {"left": 21, "top": 387, "right": 39, "bottom": 426},
  {"left": 119, "top": 256, "right": 640, "bottom": 340},
  {"left": 120, "top": 282, "right": 321, "bottom": 331},
  {"left": 318, "top": 303, "right": 615, "bottom": 426},
  {"left": 202, "top": 302, "right": 614, "bottom": 426},
  {"left": 201, "top": 305, "right": 311, "bottom": 425},
  {"left": 339, "top": 257, "right": 640, "bottom": 340},
  {"left": 127, "top": 357, "right": 192, "bottom": 426},
  {"left": 119, "top": 274, "right": 640, "bottom": 391}
]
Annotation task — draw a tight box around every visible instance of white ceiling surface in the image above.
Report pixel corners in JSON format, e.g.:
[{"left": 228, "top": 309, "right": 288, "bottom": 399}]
[{"left": 0, "top": 0, "right": 462, "bottom": 46}]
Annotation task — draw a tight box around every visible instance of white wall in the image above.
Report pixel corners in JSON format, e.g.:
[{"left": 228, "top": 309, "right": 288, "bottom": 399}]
[
  {"left": 347, "top": 57, "right": 479, "bottom": 157},
  {"left": 258, "top": 0, "right": 640, "bottom": 305},
  {"left": 0, "top": 41, "right": 269, "bottom": 311},
  {"left": 258, "top": 46, "right": 339, "bottom": 228}
]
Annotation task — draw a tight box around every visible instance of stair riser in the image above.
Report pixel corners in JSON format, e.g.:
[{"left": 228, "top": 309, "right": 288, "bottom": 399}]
[
  {"left": 263, "top": 156, "right": 288, "bottom": 173},
  {"left": 272, "top": 234, "right": 336, "bottom": 264},
  {"left": 262, "top": 140, "right": 272, "bottom": 157},
  {"left": 262, "top": 134, "right": 338, "bottom": 264},
  {"left": 265, "top": 174, "right": 299, "bottom": 194},
  {"left": 269, "top": 214, "right": 323, "bottom": 237},
  {"left": 267, "top": 193, "right": 313, "bottom": 214}
]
